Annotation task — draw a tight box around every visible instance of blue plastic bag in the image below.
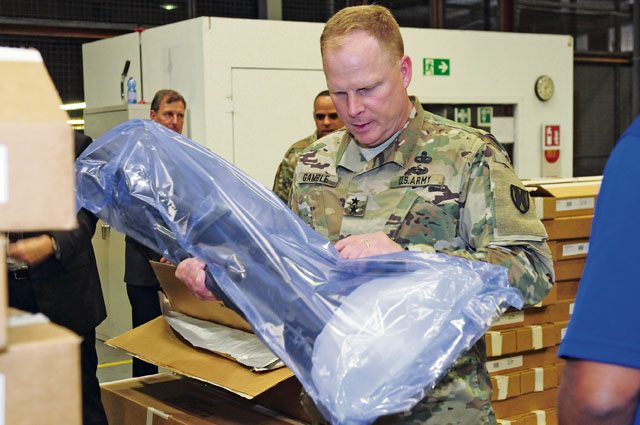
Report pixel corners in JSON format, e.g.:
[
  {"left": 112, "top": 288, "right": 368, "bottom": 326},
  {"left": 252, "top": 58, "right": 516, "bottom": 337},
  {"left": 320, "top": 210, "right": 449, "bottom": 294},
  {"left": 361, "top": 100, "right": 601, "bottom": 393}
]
[{"left": 76, "top": 119, "right": 523, "bottom": 424}]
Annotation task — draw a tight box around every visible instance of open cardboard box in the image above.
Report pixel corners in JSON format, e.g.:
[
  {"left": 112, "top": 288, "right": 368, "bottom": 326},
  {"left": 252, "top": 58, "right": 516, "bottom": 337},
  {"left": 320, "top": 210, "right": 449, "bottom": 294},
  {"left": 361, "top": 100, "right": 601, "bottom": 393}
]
[
  {"left": 106, "top": 262, "right": 300, "bottom": 406},
  {"left": 101, "top": 373, "right": 305, "bottom": 425},
  {"left": 527, "top": 180, "right": 601, "bottom": 220},
  {"left": 0, "top": 46, "right": 76, "bottom": 231}
]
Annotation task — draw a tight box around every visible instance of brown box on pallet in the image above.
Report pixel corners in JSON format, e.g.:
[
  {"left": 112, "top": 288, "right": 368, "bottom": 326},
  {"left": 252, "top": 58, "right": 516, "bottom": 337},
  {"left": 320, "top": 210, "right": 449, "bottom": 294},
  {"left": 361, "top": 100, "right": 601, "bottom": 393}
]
[
  {"left": 101, "top": 373, "right": 306, "bottom": 425},
  {"left": 487, "top": 346, "right": 562, "bottom": 375},
  {"left": 516, "top": 323, "right": 560, "bottom": 352},
  {"left": 520, "top": 364, "right": 559, "bottom": 395},
  {"left": 0, "top": 309, "right": 82, "bottom": 425},
  {"left": 548, "top": 238, "right": 589, "bottom": 261},
  {"left": 0, "top": 47, "right": 76, "bottom": 232},
  {"left": 491, "top": 372, "right": 521, "bottom": 401},
  {"left": 493, "top": 387, "right": 558, "bottom": 418},
  {"left": 497, "top": 408, "right": 558, "bottom": 425},
  {"left": 490, "top": 300, "right": 573, "bottom": 331},
  {"left": 491, "top": 363, "right": 561, "bottom": 401},
  {"left": 556, "top": 281, "right": 579, "bottom": 301},
  {"left": 486, "top": 328, "right": 519, "bottom": 357},
  {"left": 543, "top": 215, "right": 593, "bottom": 241},
  {"left": 554, "top": 258, "right": 585, "bottom": 281}
]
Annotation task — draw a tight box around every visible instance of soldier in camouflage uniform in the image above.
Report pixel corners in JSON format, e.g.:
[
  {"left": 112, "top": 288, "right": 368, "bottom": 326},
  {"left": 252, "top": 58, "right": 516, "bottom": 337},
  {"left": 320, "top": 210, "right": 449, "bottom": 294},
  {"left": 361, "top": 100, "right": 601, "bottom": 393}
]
[
  {"left": 272, "top": 90, "right": 344, "bottom": 204},
  {"left": 289, "top": 5, "right": 554, "bottom": 424}
]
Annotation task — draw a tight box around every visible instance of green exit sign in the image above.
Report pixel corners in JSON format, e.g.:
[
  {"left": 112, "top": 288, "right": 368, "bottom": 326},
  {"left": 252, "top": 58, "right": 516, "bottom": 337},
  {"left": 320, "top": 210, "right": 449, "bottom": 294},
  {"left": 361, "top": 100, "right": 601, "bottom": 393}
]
[{"left": 423, "top": 58, "right": 450, "bottom": 76}]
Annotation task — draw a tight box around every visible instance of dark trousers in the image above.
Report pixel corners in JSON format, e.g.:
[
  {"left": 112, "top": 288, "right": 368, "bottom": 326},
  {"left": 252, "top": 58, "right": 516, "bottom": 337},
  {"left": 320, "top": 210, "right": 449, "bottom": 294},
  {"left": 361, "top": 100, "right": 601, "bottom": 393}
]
[
  {"left": 8, "top": 278, "right": 109, "bottom": 425},
  {"left": 126, "top": 284, "right": 162, "bottom": 377}
]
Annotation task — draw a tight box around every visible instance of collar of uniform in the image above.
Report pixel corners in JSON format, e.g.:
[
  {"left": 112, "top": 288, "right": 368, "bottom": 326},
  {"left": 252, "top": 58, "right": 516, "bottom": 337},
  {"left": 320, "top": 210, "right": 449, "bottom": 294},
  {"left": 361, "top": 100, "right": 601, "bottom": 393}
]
[{"left": 335, "top": 97, "right": 421, "bottom": 173}]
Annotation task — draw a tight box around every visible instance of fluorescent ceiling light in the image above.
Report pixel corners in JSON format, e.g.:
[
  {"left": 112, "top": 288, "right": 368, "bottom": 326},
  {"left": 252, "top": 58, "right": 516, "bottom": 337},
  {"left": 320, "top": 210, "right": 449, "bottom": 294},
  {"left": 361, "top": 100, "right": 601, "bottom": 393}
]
[
  {"left": 60, "top": 102, "right": 86, "bottom": 111},
  {"left": 66, "top": 119, "right": 85, "bottom": 125},
  {"left": 159, "top": 3, "right": 179, "bottom": 10}
]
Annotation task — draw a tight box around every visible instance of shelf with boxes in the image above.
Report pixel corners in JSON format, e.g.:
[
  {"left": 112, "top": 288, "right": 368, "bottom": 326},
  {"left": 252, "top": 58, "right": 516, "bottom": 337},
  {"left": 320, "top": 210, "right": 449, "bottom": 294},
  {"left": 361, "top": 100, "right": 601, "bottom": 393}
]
[{"left": 487, "top": 177, "right": 600, "bottom": 425}]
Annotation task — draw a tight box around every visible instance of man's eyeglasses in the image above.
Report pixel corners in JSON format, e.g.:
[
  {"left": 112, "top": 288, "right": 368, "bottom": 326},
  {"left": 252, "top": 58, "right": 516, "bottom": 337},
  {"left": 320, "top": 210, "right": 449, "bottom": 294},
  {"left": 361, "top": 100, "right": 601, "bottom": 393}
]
[{"left": 315, "top": 113, "right": 339, "bottom": 120}]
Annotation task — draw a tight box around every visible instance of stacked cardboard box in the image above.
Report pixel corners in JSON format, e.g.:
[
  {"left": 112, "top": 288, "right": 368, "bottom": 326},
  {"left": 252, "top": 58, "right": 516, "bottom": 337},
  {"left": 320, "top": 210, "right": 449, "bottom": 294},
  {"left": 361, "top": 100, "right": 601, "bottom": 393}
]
[
  {"left": 0, "top": 46, "right": 80, "bottom": 424},
  {"left": 489, "top": 178, "right": 600, "bottom": 423}
]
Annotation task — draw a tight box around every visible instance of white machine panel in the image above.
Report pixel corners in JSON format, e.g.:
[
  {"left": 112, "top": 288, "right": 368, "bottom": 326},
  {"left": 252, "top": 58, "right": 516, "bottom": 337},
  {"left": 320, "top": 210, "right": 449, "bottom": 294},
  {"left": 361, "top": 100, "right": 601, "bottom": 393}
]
[
  {"left": 82, "top": 32, "right": 142, "bottom": 109},
  {"left": 232, "top": 68, "right": 326, "bottom": 186}
]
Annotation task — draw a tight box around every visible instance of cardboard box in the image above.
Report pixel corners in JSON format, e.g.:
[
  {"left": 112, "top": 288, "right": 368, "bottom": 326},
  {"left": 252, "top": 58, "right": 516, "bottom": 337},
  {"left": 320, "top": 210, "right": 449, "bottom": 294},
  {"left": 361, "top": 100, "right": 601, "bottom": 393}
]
[
  {"left": 530, "top": 181, "right": 600, "bottom": 220},
  {"left": 519, "top": 364, "right": 559, "bottom": 395},
  {"left": 487, "top": 323, "right": 559, "bottom": 357},
  {"left": 548, "top": 239, "right": 589, "bottom": 261},
  {"left": 108, "top": 261, "right": 310, "bottom": 418},
  {"left": 486, "top": 328, "right": 518, "bottom": 357},
  {"left": 553, "top": 258, "right": 585, "bottom": 282},
  {"left": 0, "top": 309, "right": 82, "bottom": 424},
  {"left": 487, "top": 346, "right": 561, "bottom": 375},
  {"left": 0, "top": 47, "right": 76, "bottom": 231},
  {"left": 543, "top": 215, "right": 593, "bottom": 240},
  {"left": 151, "top": 261, "right": 251, "bottom": 332},
  {"left": 516, "top": 323, "right": 560, "bottom": 352},
  {"left": 493, "top": 387, "right": 558, "bottom": 418},
  {"left": 497, "top": 408, "right": 558, "bottom": 425},
  {"left": 107, "top": 317, "right": 294, "bottom": 399},
  {"left": 491, "top": 363, "right": 561, "bottom": 401},
  {"left": 490, "top": 300, "right": 573, "bottom": 331},
  {"left": 100, "top": 373, "right": 306, "bottom": 425},
  {"left": 491, "top": 372, "right": 521, "bottom": 401},
  {"left": 555, "top": 281, "right": 578, "bottom": 301}
]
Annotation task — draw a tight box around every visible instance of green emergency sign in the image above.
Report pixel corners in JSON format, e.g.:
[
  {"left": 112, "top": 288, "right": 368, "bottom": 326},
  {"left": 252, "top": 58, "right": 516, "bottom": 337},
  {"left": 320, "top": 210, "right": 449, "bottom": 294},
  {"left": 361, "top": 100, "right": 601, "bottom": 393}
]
[
  {"left": 423, "top": 58, "right": 450, "bottom": 76},
  {"left": 478, "top": 106, "right": 493, "bottom": 126}
]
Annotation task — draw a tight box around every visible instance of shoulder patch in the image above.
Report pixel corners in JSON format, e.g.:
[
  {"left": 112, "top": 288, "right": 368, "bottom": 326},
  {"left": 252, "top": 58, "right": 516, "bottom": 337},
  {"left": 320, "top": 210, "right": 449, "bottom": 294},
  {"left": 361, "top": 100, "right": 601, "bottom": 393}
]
[{"left": 510, "top": 184, "right": 530, "bottom": 214}]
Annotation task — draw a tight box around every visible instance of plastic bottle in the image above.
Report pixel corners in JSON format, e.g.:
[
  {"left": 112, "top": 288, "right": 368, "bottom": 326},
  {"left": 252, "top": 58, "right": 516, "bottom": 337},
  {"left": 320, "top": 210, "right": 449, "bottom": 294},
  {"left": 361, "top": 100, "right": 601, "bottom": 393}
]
[{"left": 127, "top": 77, "right": 137, "bottom": 104}]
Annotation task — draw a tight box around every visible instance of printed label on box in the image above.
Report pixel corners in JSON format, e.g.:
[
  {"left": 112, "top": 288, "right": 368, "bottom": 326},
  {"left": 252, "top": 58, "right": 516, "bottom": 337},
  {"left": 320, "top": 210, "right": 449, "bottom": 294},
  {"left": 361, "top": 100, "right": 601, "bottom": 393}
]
[
  {"left": 487, "top": 355, "right": 523, "bottom": 373},
  {"left": 562, "top": 242, "right": 588, "bottom": 257},
  {"left": 493, "top": 311, "right": 525, "bottom": 326},
  {"left": 556, "top": 197, "right": 594, "bottom": 212},
  {"left": 0, "top": 145, "right": 7, "bottom": 204}
]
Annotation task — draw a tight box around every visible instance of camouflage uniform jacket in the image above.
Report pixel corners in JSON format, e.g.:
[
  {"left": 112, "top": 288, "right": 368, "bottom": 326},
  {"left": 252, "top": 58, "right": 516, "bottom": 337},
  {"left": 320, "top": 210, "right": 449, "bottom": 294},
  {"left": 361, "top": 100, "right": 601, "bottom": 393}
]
[
  {"left": 290, "top": 99, "right": 554, "bottom": 424},
  {"left": 272, "top": 132, "right": 318, "bottom": 205}
]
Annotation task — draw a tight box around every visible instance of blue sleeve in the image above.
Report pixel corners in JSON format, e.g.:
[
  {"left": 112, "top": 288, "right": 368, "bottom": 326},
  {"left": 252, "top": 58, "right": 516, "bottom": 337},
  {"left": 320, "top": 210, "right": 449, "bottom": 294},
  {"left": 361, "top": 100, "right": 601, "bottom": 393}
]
[{"left": 558, "top": 119, "right": 640, "bottom": 369}]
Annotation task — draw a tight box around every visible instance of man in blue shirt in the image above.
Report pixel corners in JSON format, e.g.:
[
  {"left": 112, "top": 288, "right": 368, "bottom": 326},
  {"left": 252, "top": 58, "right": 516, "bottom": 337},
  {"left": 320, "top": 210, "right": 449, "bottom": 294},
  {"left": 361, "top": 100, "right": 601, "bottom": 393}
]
[{"left": 558, "top": 117, "right": 640, "bottom": 424}]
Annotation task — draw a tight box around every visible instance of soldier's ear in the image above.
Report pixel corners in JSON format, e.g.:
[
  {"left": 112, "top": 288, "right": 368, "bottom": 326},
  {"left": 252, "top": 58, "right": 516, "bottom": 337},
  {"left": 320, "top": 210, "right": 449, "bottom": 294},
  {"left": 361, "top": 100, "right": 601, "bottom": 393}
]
[{"left": 400, "top": 55, "right": 412, "bottom": 88}]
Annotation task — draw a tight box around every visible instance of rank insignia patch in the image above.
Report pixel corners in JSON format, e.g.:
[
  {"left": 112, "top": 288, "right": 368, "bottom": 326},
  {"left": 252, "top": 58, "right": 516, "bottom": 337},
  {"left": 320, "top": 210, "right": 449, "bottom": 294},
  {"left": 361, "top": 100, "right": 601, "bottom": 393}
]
[
  {"left": 343, "top": 195, "right": 368, "bottom": 217},
  {"left": 510, "top": 184, "right": 530, "bottom": 214}
]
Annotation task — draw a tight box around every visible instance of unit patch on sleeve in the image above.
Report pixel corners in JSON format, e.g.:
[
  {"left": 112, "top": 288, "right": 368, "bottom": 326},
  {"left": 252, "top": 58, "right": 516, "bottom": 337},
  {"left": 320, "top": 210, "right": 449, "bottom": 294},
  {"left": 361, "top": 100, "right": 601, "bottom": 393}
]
[{"left": 510, "top": 184, "right": 530, "bottom": 214}]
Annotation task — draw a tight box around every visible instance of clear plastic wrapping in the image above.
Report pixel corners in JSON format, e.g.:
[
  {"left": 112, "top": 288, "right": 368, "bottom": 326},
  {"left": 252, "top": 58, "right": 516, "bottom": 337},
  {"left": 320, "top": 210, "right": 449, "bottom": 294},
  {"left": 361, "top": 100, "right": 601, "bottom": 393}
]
[{"left": 75, "top": 119, "right": 523, "bottom": 424}]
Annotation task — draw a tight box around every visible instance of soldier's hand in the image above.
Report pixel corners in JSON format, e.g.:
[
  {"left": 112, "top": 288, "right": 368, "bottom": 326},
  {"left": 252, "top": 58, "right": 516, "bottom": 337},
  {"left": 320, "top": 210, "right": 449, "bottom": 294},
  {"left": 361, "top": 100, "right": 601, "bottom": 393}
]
[
  {"left": 334, "top": 231, "right": 402, "bottom": 260},
  {"left": 8, "top": 235, "right": 55, "bottom": 266},
  {"left": 175, "top": 257, "right": 218, "bottom": 301}
]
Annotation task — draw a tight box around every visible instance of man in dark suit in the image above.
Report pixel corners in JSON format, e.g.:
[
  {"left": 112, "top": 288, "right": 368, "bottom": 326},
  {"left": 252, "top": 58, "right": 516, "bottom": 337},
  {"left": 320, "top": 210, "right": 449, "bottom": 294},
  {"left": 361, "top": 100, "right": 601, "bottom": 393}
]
[
  {"left": 125, "top": 88, "right": 186, "bottom": 377},
  {"left": 8, "top": 131, "right": 108, "bottom": 425}
]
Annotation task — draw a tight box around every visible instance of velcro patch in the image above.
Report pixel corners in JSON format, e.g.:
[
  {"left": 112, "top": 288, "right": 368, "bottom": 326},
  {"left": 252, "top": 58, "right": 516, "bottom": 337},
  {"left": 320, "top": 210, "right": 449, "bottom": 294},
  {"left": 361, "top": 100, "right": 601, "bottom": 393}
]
[
  {"left": 390, "top": 174, "right": 445, "bottom": 188},
  {"left": 297, "top": 172, "right": 338, "bottom": 187}
]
